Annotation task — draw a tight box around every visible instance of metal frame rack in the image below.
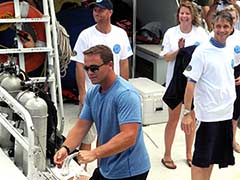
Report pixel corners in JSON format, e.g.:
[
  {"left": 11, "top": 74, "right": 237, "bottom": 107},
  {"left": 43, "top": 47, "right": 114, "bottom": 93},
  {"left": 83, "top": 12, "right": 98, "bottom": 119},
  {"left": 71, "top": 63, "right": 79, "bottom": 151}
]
[{"left": 0, "top": 0, "right": 65, "bottom": 133}]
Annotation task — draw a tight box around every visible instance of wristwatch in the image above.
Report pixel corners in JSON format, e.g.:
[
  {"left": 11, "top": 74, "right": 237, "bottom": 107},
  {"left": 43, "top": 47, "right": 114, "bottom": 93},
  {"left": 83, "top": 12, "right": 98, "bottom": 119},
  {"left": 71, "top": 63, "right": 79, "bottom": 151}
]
[
  {"left": 61, "top": 145, "right": 70, "bottom": 155},
  {"left": 183, "top": 109, "right": 191, "bottom": 116}
]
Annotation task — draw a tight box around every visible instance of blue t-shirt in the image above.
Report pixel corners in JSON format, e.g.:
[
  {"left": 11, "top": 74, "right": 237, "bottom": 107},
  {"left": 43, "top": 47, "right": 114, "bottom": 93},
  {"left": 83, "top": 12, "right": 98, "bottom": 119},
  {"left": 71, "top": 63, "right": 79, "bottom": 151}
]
[{"left": 80, "top": 76, "right": 150, "bottom": 179}]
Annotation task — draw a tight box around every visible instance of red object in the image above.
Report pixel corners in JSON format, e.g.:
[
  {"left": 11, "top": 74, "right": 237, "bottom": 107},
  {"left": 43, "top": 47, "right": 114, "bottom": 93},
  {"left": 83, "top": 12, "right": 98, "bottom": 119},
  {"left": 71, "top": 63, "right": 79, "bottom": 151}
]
[{"left": 0, "top": 1, "right": 46, "bottom": 73}]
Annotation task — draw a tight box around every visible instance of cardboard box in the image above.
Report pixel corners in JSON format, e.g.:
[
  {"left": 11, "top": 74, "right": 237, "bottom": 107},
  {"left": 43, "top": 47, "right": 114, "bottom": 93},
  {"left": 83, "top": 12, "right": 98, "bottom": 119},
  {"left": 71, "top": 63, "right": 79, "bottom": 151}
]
[{"left": 129, "top": 78, "right": 166, "bottom": 125}]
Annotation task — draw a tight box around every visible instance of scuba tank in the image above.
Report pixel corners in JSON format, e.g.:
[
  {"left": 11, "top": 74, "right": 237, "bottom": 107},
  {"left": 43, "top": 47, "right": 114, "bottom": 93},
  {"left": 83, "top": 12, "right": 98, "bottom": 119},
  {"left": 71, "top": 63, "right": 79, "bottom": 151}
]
[
  {"left": 0, "top": 61, "right": 22, "bottom": 149},
  {"left": 0, "top": 61, "right": 21, "bottom": 97},
  {"left": 15, "top": 80, "right": 48, "bottom": 175}
]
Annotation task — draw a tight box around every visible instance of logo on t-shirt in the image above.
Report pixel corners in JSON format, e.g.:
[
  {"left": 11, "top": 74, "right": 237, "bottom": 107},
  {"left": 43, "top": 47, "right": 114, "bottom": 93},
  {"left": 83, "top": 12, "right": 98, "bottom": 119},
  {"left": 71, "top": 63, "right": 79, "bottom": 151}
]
[
  {"left": 185, "top": 65, "right": 192, "bottom": 71},
  {"left": 234, "top": 45, "right": 240, "bottom": 65},
  {"left": 72, "top": 50, "right": 77, "bottom": 56},
  {"left": 194, "top": 41, "right": 200, "bottom": 46},
  {"left": 231, "top": 59, "right": 235, "bottom": 68},
  {"left": 127, "top": 46, "right": 132, "bottom": 52},
  {"left": 113, "top": 44, "right": 121, "bottom": 54}
]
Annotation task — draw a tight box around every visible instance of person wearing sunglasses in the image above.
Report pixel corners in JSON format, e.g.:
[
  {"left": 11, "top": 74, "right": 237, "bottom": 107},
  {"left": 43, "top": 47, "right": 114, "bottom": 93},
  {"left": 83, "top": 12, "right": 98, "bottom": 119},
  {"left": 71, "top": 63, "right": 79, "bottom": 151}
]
[
  {"left": 70, "top": 0, "right": 133, "bottom": 170},
  {"left": 54, "top": 45, "right": 150, "bottom": 180}
]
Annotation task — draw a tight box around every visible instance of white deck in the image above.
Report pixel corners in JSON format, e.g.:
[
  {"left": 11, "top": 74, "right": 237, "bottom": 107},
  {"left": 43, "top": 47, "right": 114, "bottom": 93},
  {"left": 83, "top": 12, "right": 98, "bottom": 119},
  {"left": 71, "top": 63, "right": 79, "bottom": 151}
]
[
  {"left": 63, "top": 103, "right": 240, "bottom": 180},
  {"left": 0, "top": 148, "right": 27, "bottom": 179}
]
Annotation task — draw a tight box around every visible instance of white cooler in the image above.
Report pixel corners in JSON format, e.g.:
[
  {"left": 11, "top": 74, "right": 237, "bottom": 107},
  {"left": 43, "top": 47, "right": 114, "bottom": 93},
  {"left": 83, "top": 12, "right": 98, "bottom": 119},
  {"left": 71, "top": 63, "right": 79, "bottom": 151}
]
[{"left": 129, "top": 77, "right": 166, "bottom": 125}]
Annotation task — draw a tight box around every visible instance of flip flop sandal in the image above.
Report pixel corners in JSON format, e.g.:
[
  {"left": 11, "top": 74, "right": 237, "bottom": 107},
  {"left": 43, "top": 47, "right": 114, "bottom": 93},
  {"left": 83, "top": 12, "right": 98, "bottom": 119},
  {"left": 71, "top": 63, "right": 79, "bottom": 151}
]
[{"left": 161, "top": 158, "right": 177, "bottom": 169}]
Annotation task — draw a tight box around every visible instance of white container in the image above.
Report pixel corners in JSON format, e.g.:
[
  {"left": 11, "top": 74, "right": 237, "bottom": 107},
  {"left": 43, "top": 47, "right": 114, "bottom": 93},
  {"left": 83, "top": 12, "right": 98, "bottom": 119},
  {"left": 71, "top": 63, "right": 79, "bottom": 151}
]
[{"left": 129, "top": 77, "right": 166, "bottom": 125}]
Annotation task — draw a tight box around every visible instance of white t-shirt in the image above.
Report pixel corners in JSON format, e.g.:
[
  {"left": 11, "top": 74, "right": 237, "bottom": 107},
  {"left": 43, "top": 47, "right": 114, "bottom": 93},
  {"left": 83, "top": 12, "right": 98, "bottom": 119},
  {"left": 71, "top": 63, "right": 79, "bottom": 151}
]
[
  {"left": 71, "top": 24, "right": 133, "bottom": 90},
  {"left": 227, "top": 29, "right": 240, "bottom": 65},
  {"left": 160, "top": 25, "right": 208, "bottom": 88},
  {"left": 210, "top": 28, "right": 240, "bottom": 64},
  {"left": 183, "top": 40, "right": 236, "bottom": 122}
]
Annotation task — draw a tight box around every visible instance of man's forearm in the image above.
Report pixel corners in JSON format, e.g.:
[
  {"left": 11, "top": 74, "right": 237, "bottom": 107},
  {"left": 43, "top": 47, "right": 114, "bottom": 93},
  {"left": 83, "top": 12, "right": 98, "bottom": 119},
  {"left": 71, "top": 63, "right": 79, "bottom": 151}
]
[
  {"left": 76, "top": 62, "right": 86, "bottom": 103},
  {"left": 184, "top": 81, "right": 195, "bottom": 110},
  {"left": 120, "top": 59, "right": 129, "bottom": 80}
]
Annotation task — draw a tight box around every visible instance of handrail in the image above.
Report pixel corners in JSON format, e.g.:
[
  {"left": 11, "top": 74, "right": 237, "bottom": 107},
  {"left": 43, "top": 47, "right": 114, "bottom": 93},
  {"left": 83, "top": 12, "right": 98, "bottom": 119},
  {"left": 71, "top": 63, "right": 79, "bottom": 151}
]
[
  {"left": 0, "top": 86, "right": 36, "bottom": 178},
  {"left": 48, "top": 0, "right": 65, "bottom": 134}
]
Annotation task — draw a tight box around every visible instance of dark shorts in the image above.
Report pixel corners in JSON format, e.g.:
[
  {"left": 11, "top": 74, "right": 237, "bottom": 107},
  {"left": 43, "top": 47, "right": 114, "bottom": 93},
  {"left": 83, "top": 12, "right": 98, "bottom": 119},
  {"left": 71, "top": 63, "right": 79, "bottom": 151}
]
[
  {"left": 233, "top": 85, "right": 240, "bottom": 120},
  {"left": 90, "top": 168, "right": 149, "bottom": 180},
  {"left": 233, "top": 67, "right": 240, "bottom": 120},
  {"left": 192, "top": 120, "right": 235, "bottom": 168}
]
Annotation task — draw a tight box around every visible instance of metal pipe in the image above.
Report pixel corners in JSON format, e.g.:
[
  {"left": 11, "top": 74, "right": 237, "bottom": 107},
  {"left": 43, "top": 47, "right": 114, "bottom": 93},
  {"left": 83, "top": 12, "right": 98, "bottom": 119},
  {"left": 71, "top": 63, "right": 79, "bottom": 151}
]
[
  {"left": 132, "top": 0, "right": 137, "bottom": 78},
  {"left": 0, "top": 86, "right": 36, "bottom": 178},
  {"left": 48, "top": 0, "right": 65, "bottom": 134}
]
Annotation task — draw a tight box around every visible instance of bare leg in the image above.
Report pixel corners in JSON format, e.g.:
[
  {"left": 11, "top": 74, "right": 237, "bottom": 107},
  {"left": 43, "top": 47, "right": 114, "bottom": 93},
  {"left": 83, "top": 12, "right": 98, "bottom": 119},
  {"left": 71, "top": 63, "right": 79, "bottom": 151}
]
[
  {"left": 232, "top": 119, "right": 240, "bottom": 152},
  {"left": 233, "top": 119, "right": 238, "bottom": 145},
  {"left": 163, "top": 103, "right": 182, "bottom": 162},
  {"left": 192, "top": 164, "right": 213, "bottom": 180}
]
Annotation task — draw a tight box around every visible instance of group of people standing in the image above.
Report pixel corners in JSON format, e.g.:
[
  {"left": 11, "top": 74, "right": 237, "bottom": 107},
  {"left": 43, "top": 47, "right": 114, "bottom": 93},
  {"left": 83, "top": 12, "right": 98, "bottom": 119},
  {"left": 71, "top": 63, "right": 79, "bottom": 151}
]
[
  {"left": 160, "top": 0, "right": 240, "bottom": 180},
  {"left": 52, "top": 0, "right": 240, "bottom": 180}
]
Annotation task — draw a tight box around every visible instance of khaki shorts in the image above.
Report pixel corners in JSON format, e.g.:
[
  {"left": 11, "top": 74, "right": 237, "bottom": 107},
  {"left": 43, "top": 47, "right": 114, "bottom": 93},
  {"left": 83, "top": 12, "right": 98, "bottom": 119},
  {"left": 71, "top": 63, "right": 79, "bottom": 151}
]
[
  {"left": 79, "top": 104, "right": 97, "bottom": 144},
  {"left": 82, "top": 123, "right": 97, "bottom": 144}
]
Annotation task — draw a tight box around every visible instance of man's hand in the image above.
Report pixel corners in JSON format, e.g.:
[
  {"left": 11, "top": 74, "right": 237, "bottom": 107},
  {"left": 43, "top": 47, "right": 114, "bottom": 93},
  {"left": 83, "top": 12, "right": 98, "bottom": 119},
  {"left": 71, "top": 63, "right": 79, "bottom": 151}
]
[
  {"left": 53, "top": 147, "right": 68, "bottom": 168},
  {"left": 235, "top": 76, "right": 240, "bottom": 86},
  {"left": 181, "top": 114, "right": 194, "bottom": 135},
  {"left": 18, "top": 30, "right": 35, "bottom": 48},
  {"left": 77, "top": 150, "right": 97, "bottom": 164},
  {"left": 178, "top": 38, "right": 185, "bottom": 49}
]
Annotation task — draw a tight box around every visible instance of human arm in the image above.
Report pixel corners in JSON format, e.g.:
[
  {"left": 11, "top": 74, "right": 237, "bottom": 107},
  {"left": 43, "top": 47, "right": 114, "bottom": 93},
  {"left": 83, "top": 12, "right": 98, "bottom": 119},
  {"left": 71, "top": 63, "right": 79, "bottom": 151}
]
[
  {"left": 76, "top": 62, "right": 86, "bottom": 105},
  {"left": 19, "top": 31, "right": 35, "bottom": 48},
  {"left": 53, "top": 119, "right": 92, "bottom": 168},
  {"left": 120, "top": 58, "right": 129, "bottom": 80},
  {"left": 236, "top": 75, "right": 240, "bottom": 86},
  {"left": 181, "top": 80, "right": 195, "bottom": 135},
  {"left": 77, "top": 122, "right": 139, "bottom": 164},
  {"left": 162, "top": 37, "right": 185, "bottom": 62}
]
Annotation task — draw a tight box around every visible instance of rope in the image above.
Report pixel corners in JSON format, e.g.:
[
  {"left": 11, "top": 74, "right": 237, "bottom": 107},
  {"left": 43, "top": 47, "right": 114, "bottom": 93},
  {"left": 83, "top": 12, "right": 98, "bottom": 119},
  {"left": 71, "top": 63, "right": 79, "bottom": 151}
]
[{"left": 56, "top": 21, "right": 72, "bottom": 77}]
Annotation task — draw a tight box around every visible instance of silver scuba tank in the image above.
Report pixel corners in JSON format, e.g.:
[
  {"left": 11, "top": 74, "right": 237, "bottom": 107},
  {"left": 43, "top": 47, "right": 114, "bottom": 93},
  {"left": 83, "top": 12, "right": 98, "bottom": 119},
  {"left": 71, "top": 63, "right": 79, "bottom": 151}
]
[
  {"left": 19, "top": 93, "right": 48, "bottom": 175},
  {"left": 0, "top": 63, "right": 21, "bottom": 149},
  {"left": 14, "top": 90, "right": 36, "bottom": 169}
]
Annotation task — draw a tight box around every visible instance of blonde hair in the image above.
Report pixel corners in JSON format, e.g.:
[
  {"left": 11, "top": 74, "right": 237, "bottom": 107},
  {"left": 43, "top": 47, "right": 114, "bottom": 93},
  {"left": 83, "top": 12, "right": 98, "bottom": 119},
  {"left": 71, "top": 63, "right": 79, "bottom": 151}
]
[
  {"left": 224, "top": 5, "right": 239, "bottom": 21},
  {"left": 176, "top": 1, "right": 201, "bottom": 26}
]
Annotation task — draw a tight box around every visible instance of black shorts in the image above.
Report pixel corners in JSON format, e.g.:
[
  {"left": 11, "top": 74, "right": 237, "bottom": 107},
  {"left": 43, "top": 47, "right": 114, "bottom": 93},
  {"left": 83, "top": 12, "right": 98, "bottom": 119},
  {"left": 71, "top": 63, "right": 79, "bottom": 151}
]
[
  {"left": 90, "top": 168, "right": 149, "bottom": 180},
  {"left": 192, "top": 120, "right": 235, "bottom": 168},
  {"left": 233, "top": 66, "right": 240, "bottom": 120},
  {"left": 233, "top": 85, "right": 240, "bottom": 120}
]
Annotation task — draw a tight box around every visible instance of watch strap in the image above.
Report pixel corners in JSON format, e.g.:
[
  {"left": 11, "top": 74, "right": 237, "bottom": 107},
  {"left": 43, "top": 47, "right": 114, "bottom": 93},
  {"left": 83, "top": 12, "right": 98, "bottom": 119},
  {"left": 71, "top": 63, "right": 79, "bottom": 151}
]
[{"left": 61, "top": 145, "right": 70, "bottom": 155}]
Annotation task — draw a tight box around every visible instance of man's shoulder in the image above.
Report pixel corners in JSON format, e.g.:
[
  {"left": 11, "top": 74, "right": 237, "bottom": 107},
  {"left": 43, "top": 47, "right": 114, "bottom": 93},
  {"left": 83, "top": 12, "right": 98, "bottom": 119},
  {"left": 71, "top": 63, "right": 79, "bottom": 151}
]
[
  {"left": 115, "top": 77, "right": 140, "bottom": 96},
  {"left": 111, "top": 24, "right": 128, "bottom": 34},
  {"left": 80, "top": 25, "right": 96, "bottom": 35}
]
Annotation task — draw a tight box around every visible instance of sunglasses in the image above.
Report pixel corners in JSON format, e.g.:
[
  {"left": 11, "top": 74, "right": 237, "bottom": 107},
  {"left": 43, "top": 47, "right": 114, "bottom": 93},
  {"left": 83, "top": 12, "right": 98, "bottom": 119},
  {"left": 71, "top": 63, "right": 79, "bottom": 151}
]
[{"left": 83, "top": 63, "right": 105, "bottom": 73}]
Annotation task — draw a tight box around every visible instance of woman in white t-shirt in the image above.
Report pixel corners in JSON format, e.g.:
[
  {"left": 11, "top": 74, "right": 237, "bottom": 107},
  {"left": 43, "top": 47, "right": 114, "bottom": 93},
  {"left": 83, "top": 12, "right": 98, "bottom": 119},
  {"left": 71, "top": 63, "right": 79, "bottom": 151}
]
[{"left": 160, "top": 1, "right": 208, "bottom": 169}]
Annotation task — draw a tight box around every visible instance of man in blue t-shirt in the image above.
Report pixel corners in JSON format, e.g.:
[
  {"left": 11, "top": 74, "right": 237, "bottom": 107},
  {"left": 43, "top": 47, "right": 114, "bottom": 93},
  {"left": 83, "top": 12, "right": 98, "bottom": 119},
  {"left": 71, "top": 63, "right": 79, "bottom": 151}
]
[{"left": 54, "top": 45, "right": 150, "bottom": 180}]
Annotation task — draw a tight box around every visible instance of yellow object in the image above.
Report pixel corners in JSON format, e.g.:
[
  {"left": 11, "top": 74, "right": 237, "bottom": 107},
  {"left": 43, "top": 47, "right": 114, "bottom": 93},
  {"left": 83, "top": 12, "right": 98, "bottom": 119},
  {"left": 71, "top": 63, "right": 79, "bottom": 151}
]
[
  {"left": 54, "top": 0, "right": 82, "bottom": 13},
  {"left": 0, "top": 12, "right": 14, "bottom": 31}
]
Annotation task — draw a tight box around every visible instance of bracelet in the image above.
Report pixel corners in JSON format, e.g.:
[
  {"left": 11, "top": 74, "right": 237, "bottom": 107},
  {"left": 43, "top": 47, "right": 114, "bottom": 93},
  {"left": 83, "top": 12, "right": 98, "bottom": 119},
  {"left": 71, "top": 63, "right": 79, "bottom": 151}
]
[{"left": 61, "top": 145, "right": 70, "bottom": 155}]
